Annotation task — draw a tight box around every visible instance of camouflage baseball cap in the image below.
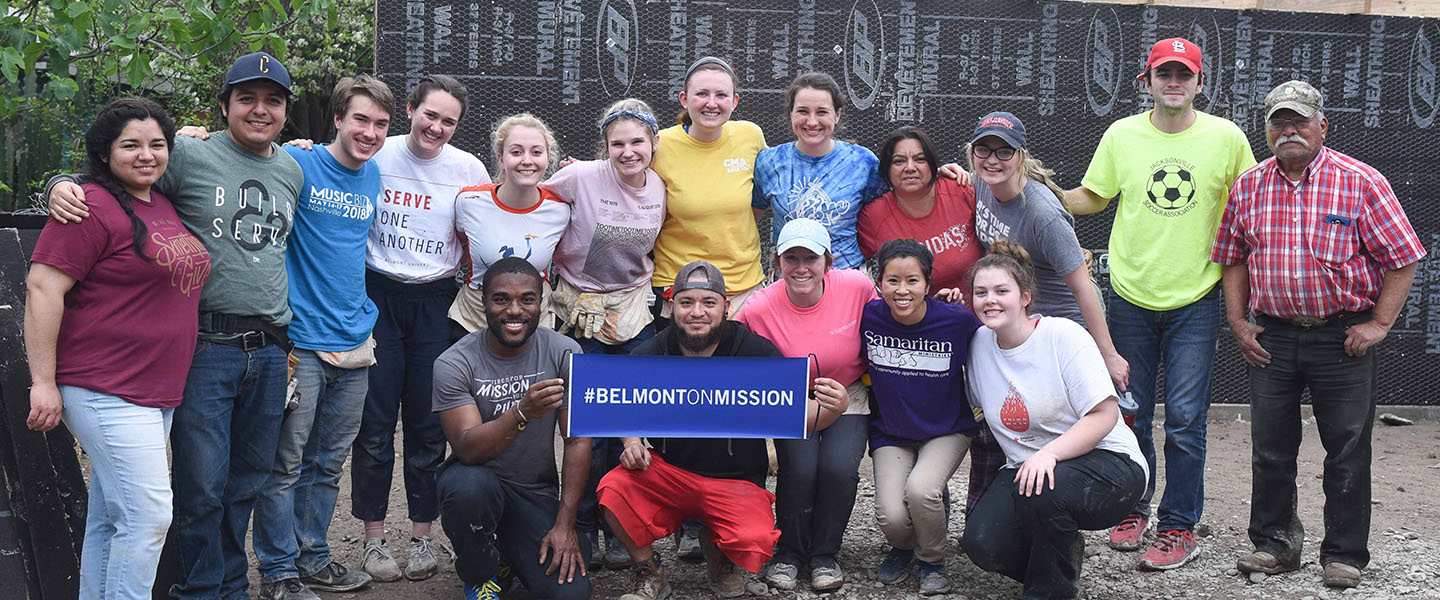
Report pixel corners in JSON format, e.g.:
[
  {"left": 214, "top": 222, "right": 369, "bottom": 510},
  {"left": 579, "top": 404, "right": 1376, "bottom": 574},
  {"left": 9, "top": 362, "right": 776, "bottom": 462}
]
[{"left": 1265, "top": 80, "right": 1324, "bottom": 120}]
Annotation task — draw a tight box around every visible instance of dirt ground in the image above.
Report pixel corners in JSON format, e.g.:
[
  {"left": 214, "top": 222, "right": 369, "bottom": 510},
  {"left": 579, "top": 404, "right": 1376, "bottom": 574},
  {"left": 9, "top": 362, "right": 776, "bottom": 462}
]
[{"left": 245, "top": 416, "right": 1440, "bottom": 600}]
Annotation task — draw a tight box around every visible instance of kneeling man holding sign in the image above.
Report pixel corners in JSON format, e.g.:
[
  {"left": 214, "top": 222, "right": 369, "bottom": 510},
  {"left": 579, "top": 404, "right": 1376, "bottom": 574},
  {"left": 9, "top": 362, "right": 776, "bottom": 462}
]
[
  {"left": 432, "top": 257, "right": 592, "bottom": 599},
  {"left": 597, "top": 260, "right": 850, "bottom": 600}
]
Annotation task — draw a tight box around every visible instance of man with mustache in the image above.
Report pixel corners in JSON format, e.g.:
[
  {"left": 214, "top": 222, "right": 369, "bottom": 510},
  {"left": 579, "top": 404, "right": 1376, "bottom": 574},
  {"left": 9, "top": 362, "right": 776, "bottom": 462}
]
[
  {"left": 1063, "top": 37, "right": 1256, "bottom": 571},
  {"left": 597, "top": 260, "right": 849, "bottom": 600},
  {"left": 432, "top": 257, "right": 592, "bottom": 599},
  {"left": 1211, "top": 80, "right": 1425, "bottom": 590}
]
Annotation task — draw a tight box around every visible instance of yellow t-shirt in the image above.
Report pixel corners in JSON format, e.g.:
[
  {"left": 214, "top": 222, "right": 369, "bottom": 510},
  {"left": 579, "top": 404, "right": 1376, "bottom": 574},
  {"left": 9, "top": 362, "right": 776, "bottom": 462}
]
[
  {"left": 1080, "top": 110, "right": 1256, "bottom": 310},
  {"left": 650, "top": 121, "right": 768, "bottom": 292}
]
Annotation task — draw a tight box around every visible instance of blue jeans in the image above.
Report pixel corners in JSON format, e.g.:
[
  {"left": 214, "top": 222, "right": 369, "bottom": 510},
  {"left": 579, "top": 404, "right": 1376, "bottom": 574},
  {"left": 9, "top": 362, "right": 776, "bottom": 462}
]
[
  {"left": 169, "top": 341, "right": 288, "bottom": 600},
  {"left": 254, "top": 349, "right": 369, "bottom": 582},
  {"left": 773, "top": 413, "right": 869, "bottom": 565},
  {"left": 60, "top": 386, "right": 174, "bottom": 600},
  {"left": 1108, "top": 287, "right": 1220, "bottom": 532}
]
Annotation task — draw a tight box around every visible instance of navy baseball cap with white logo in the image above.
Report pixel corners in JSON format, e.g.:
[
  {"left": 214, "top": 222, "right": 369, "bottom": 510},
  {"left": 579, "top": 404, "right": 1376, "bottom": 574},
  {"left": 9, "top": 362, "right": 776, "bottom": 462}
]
[
  {"left": 225, "top": 52, "right": 292, "bottom": 94},
  {"left": 969, "top": 111, "right": 1027, "bottom": 149}
]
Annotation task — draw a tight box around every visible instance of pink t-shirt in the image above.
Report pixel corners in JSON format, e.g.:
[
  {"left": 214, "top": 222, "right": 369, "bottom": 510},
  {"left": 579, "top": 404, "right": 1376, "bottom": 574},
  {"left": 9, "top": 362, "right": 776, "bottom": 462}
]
[
  {"left": 737, "top": 268, "right": 876, "bottom": 388},
  {"left": 30, "top": 183, "right": 212, "bottom": 407},
  {"left": 858, "top": 177, "right": 984, "bottom": 297},
  {"left": 544, "top": 159, "right": 666, "bottom": 292}
]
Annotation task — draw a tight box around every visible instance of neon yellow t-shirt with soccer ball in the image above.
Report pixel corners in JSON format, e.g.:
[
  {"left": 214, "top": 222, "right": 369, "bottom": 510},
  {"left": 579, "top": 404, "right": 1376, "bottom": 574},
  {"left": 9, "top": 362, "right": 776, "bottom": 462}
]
[
  {"left": 1080, "top": 110, "right": 1256, "bottom": 311},
  {"left": 650, "top": 121, "right": 768, "bottom": 293}
]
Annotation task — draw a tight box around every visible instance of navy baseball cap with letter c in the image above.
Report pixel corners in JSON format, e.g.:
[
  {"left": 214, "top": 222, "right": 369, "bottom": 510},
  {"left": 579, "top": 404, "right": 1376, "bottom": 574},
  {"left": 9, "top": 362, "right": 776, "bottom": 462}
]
[{"left": 225, "top": 51, "right": 292, "bottom": 94}]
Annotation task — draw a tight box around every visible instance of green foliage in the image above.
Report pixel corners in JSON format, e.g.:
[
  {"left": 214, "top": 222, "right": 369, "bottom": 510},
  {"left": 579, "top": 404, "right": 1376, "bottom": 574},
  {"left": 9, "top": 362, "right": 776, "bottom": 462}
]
[{"left": 0, "top": 0, "right": 375, "bottom": 211}]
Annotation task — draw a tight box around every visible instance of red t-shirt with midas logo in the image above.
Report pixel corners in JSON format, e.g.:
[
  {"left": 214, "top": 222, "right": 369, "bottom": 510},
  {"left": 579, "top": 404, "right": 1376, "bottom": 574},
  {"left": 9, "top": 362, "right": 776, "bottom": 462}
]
[
  {"left": 32, "top": 183, "right": 212, "bottom": 408},
  {"left": 965, "top": 316, "right": 1146, "bottom": 477},
  {"left": 858, "top": 176, "right": 984, "bottom": 299}
]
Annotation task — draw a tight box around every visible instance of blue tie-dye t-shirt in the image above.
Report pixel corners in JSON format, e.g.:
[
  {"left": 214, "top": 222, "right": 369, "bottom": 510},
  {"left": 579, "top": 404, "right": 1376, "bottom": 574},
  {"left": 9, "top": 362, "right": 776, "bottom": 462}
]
[{"left": 753, "top": 141, "right": 886, "bottom": 269}]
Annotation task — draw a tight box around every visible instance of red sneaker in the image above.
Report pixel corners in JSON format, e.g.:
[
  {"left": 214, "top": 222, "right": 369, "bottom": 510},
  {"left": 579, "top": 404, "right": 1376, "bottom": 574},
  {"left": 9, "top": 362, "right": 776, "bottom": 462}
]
[
  {"left": 1139, "top": 529, "right": 1201, "bottom": 571},
  {"left": 1107, "top": 513, "right": 1149, "bottom": 551}
]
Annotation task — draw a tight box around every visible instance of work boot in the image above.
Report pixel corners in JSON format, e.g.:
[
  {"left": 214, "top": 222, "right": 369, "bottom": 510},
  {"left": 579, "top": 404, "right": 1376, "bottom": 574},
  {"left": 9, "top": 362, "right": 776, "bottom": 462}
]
[{"left": 620, "top": 556, "right": 672, "bottom": 600}]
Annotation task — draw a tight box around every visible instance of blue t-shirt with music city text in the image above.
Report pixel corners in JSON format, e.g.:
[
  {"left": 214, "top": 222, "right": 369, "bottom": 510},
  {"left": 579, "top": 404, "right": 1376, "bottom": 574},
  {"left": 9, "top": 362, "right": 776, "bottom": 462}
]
[
  {"left": 753, "top": 141, "right": 886, "bottom": 269},
  {"left": 284, "top": 144, "right": 379, "bottom": 351}
]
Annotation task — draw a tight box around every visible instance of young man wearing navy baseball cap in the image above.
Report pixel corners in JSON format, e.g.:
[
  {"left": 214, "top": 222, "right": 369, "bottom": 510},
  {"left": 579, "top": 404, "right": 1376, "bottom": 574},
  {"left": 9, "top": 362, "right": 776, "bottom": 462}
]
[
  {"left": 46, "top": 51, "right": 313, "bottom": 598},
  {"left": 1061, "top": 38, "right": 1257, "bottom": 571}
]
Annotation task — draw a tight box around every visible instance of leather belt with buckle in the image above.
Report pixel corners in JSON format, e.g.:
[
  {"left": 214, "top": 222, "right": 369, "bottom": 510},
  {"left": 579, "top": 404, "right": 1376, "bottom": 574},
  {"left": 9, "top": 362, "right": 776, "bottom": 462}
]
[{"left": 1260, "top": 311, "right": 1362, "bottom": 329}]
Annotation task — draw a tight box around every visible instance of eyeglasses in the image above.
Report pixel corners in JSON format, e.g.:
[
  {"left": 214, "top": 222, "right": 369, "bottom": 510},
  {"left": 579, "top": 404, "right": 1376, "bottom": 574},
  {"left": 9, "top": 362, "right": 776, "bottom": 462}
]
[
  {"left": 1266, "top": 117, "right": 1312, "bottom": 131},
  {"left": 972, "top": 145, "right": 1016, "bottom": 160}
]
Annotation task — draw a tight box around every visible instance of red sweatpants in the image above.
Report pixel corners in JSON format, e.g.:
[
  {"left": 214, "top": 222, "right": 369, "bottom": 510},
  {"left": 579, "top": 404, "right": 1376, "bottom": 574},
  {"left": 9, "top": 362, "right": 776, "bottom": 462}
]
[{"left": 597, "top": 455, "right": 779, "bottom": 573}]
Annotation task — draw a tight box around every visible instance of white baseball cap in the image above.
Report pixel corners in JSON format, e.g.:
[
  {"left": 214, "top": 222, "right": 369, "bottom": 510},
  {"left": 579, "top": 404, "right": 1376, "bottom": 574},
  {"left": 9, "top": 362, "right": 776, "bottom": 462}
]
[{"left": 776, "top": 218, "right": 832, "bottom": 256}]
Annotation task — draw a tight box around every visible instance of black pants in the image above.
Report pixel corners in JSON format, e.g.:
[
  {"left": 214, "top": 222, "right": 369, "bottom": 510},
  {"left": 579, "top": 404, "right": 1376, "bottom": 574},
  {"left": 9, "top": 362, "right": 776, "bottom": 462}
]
[
  {"left": 351, "top": 271, "right": 454, "bottom": 523},
  {"left": 1248, "top": 314, "right": 1376, "bottom": 569},
  {"left": 962, "top": 449, "right": 1144, "bottom": 599},
  {"left": 437, "top": 462, "right": 592, "bottom": 599}
]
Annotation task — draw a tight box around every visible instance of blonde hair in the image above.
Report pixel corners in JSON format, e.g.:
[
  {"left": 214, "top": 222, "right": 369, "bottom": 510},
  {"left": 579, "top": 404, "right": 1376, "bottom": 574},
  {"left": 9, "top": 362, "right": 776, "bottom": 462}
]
[
  {"left": 965, "top": 145, "right": 1067, "bottom": 207},
  {"left": 491, "top": 113, "right": 560, "bottom": 181},
  {"left": 596, "top": 98, "right": 659, "bottom": 159}
]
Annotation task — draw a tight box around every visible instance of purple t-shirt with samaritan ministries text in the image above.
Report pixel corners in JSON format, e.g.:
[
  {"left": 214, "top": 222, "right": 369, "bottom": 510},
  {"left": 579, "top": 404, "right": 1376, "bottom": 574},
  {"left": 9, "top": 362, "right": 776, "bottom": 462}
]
[{"left": 861, "top": 297, "right": 982, "bottom": 448}]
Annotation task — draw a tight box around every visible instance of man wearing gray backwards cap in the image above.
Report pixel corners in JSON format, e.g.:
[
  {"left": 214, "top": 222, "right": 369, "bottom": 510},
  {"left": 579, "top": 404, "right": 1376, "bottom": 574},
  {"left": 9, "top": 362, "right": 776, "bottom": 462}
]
[
  {"left": 596, "top": 260, "right": 850, "bottom": 600},
  {"left": 46, "top": 51, "right": 308, "bottom": 599},
  {"left": 1212, "top": 80, "right": 1426, "bottom": 590}
]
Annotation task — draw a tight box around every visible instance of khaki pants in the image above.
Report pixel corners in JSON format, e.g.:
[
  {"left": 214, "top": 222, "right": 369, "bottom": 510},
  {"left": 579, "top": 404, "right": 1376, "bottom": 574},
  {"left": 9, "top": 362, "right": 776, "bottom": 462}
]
[{"left": 872, "top": 433, "right": 972, "bottom": 563}]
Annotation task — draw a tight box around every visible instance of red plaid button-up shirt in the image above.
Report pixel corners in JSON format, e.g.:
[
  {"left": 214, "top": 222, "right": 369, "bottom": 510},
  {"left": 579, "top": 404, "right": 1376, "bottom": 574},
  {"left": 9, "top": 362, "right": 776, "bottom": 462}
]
[{"left": 1211, "top": 147, "right": 1426, "bottom": 319}]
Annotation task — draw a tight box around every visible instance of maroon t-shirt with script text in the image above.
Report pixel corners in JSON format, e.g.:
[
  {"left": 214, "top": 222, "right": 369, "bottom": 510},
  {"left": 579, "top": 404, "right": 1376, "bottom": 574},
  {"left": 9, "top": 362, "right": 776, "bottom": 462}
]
[{"left": 31, "top": 183, "right": 212, "bottom": 407}]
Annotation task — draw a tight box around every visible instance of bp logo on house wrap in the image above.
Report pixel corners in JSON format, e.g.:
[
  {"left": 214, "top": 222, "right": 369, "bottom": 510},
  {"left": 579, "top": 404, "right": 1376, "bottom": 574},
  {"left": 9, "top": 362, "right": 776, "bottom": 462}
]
[
  {"left": 1145, "top": 161, "right": 1198, "bottom": 217},
  {"left": 1410, "top": 22, "right": 1438, "bottom": 128},
  {"left": 596, "top": 0, "right": 640, "bottom": 97},
  {"left": 1084, "top": 7, "right": 1122, "bottom": 117},
  {"left": 844, "top": 0, "right": 884, "bottom": 111}
]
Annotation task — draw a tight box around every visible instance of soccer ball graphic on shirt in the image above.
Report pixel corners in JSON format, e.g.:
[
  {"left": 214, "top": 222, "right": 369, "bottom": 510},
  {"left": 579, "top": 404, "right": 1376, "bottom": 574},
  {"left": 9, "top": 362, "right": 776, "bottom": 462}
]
[{"left": 1145, "top": 165, "right": 1196, "bottom": 211}]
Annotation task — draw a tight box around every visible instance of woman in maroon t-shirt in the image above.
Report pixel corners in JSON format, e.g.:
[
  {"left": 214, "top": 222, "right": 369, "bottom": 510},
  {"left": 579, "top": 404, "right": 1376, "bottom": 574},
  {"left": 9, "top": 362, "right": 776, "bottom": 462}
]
[
  {"left": 25, "top": 98, "right": 211, "bottom": 598},
  {"left": 858, "top": 126, "right": 985, "bottom": 297}
]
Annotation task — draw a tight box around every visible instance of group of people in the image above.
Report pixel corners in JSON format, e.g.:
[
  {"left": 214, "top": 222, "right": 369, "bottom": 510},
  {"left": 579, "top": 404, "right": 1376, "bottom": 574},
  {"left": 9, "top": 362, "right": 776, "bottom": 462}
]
[{"left": 21, "top": 33, "right": 1423, "bottom": 600}]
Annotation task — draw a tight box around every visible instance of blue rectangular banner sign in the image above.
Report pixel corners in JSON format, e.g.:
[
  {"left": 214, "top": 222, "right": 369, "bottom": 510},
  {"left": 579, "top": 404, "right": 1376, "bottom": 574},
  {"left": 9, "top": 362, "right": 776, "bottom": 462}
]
[{"left": 566, "top": 354, "right": 809, "bottom": 439}]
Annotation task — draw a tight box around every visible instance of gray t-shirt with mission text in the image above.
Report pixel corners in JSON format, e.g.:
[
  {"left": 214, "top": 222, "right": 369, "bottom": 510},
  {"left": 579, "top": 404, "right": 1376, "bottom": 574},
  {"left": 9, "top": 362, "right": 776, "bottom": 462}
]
[
  {"left": 157, "top": 133, "right": 303, "bottom": 327},
  {"left": 974, "top": 178, "right": 1087, "bottom": 327},
  {"left": 433, "top": 327, "right": 581, "bottom": 493}
]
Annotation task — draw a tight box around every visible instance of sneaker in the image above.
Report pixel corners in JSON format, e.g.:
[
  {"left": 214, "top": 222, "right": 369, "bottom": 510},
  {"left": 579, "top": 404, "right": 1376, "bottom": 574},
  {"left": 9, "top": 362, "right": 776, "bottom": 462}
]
[
  {"left": 1236, "top": 550, "right": 1299, "bottom": 575},
  {"left": 301, "top": 561, "right": 373, "bottom": 592},
  {"left": 876, "top": 548, "right": 913, "bottom": 585},
  {"left": 406, "top": 535, "right": 439, "bottom": 580},
  {"left": 1138, "top": 529, "right": 1201, "bottom": 571},
  {"left": 462, "top": 576, "right": 503, "bottom": 600},
  {"left": 918, "top": 561, "right": 950, "bottom": 596},
  {"left": 620, "top": 557, "right": 672, "bottom": 600},
  {"left": 763, "top": 561, "right": 799, "bottom": 590},
  {"left": 1108, "top": 513, "right": 1150, "bottom": 551},
  {"left": 361, "top": 538, "right": 402, "bottom": 582},
  {"left": 259, "top": 578, "right": 321, "bottom": 600},
  {"left": 676, "top": 522, "right": 703, "bottom": 560},
  {"left": 605, "top": 535, "right": 634, "bottom": 569},
  {"left": 809, "top": 556, "right": 845, "bottom": 592},
  {"left": 586, "top": 530, "right": 603, "bottom": 570}
]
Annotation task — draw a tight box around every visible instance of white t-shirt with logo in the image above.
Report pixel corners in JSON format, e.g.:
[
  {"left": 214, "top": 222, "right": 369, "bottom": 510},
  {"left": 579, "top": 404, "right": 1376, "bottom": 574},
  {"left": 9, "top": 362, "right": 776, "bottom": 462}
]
[
  {"left": 368, "top": 135, "right": 492, "bottom": 283},
  {"left": 967, "top": 316, "right": 1146, "bottom": 477}
]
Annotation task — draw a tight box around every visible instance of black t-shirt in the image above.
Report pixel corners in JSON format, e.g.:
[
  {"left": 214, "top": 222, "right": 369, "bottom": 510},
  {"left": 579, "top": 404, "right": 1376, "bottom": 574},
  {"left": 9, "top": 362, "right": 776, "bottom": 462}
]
[{"left": 632, "top": 320, "right": 782, "bottom": 487}]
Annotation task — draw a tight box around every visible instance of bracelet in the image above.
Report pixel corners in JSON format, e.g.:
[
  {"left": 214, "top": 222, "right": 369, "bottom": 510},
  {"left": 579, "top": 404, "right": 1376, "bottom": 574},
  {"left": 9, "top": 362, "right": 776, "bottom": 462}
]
[{"left": 516, "top": 406, "right": 530, "bottom": 424}]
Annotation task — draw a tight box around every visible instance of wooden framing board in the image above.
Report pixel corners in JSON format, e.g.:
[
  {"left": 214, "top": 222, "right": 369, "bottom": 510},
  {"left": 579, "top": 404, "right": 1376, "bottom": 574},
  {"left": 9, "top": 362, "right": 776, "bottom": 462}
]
[{"left": 1057, "top": 0, "right": 1440, "bottom": 17}]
